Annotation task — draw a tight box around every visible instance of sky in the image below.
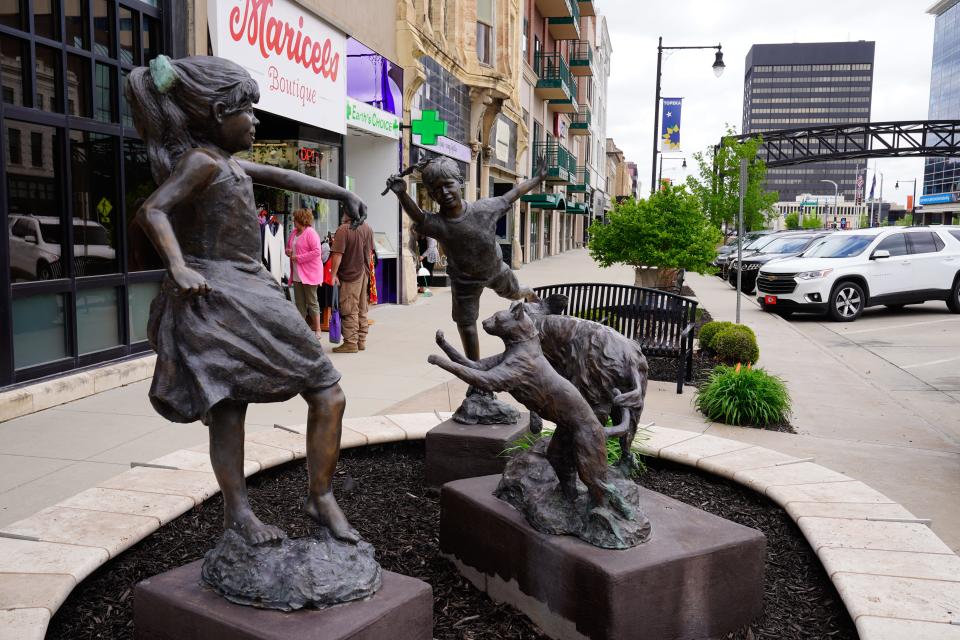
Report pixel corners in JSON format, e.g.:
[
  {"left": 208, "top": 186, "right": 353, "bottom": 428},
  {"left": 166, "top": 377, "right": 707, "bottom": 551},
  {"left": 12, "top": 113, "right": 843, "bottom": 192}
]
[{"left": 602, "top": 0, "right": 938, "bottom": 206}]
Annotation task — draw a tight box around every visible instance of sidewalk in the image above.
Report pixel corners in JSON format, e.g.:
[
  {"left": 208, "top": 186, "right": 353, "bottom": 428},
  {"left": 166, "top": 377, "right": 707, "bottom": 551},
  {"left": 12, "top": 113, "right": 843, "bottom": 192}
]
[
  {"left": 2, "top": 253, "right": 957, "bottom": 554},
  {"left": 0, "top": 249, "right": 634, "bottom": 527}
]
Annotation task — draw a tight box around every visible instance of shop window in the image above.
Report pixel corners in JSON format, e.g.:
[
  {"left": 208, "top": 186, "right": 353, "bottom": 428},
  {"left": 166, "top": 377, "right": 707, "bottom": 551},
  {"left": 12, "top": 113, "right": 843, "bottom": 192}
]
[
  {"left": 128, "top": 281, "right": 160, "bottom": 342},
  {"left": 77, "top": 287, "right": 121, "bottom": 354},
  {"left": 0, "top": 0, "right": 27, "bottom": 31},
  {"left": 8, "top": 127, "right": 21, "bottom": 164},
  {"left": 70, "top": 130, "right": 120, "bottom": 276},
  {"left": 94, "top": 63, "right": 117, "bottom": 123},
  {"left": 477, "top": 0, "right": 494, "bottom": 66},
  {"left": 33, "top": 0, "right": 60, "bottom": 41},
  {"left": 35, "top": 45, "right": 63, "bottom": 113},
  {"left": 119, "top": 7, "right": 136, "bottom": 65},
  {"left": 142, "top": 14, "right": 159, "bottom": 62},
  {"left": 12, "top": 293, "right": 69, "bottom": 370},
  {"left": 124, "top": 138, "right": 162, "bottom": 271},
  {"left": 1, "top": 36, "right": 28, "bottom": 107},
  {"left": 6, "top": 120, "right": 63, "bottom": 283},
  {"left": 65, "top": 0, "right": 90, "bottom": 49},
  {"left": 67, "top": 54, "right": 92, "bottom": 118},
  {"left": 30, "top": 131, "right": 42, "bottom": 167},
  {"left": 95, "top": 0, "right": 116, "bottom": 58}
]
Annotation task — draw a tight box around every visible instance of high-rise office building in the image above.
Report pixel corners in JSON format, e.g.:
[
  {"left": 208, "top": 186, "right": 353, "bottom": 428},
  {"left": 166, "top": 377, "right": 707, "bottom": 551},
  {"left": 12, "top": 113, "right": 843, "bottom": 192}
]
[
  {"left": 921, "top": 0, "right": 960, "bottom": 224},
  {"left": 742, "top": 42, "right": 875, "bottom": 203}
]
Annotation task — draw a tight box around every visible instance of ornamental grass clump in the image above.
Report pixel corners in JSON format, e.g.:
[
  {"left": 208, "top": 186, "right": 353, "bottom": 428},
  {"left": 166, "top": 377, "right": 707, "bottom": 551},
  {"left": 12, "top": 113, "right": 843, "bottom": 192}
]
[
  {"left": 713, "top": 324, "right": 759, "bottom": 365},
  {"left": 698, "top": 320, "right": 733, "bottom": 352},
  {"left": 502, "top": 423, "right": 651, "bottom": 477},
  {"left": 696, "top": 364, "right": 791, "bottom": 427}
]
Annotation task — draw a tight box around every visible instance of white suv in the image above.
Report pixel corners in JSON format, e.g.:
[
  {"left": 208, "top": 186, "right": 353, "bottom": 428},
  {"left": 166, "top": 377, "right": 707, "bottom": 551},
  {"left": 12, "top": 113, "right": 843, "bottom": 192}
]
[{"left": 756, "top": 227, "right": 960, "bottom": 321}]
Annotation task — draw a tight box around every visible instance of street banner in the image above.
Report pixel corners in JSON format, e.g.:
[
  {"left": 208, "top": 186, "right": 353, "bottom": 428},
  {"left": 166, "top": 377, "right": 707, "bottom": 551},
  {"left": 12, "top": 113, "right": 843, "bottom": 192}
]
[
  {"left": 855, "top": 170, "right": 864, "bottom": 205},
  {"left": 660, "top": 98, "right": 682, "bottom": 151}
]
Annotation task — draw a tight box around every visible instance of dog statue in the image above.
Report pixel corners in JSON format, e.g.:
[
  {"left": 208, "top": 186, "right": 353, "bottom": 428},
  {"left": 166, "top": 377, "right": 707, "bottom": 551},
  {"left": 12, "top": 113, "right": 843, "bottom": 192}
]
[{"left": 429, "top": 302, "right": 633, "bottom": 517}]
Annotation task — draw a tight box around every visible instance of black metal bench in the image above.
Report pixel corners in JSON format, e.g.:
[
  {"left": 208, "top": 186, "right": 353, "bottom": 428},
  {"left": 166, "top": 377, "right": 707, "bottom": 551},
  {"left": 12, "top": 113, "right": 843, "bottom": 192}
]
[{"left": 533, "top": 283, "right": 698, "bottom": 394}]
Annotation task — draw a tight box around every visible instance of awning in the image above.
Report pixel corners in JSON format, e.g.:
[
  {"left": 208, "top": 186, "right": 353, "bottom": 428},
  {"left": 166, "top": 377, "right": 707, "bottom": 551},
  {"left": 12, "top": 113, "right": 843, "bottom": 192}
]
[
  {"left": 566, "top": 202, "right": 589, "bottom": 214},
  {"left": 521, "top": 193, "right": 567, "bottom": 210}
]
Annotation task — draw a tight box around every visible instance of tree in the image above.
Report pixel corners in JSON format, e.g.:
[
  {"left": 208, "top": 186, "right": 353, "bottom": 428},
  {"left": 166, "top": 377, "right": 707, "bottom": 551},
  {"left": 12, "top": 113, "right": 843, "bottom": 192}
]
[
  {"left": 685, "top": 128, "right": 780, "bottom": 235},
  {"left": 588, "top": 184, "right": 721, "bottom": 283},
  {"left": 784, "top": 212, "right": 800, "bottom": 230}
]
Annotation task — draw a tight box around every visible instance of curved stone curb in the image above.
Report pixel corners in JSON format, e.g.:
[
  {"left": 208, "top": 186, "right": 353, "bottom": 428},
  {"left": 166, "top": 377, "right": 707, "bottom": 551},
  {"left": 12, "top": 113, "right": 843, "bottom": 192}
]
[{"left": 0, "top": 417, "right": 956, "bottom": 640}]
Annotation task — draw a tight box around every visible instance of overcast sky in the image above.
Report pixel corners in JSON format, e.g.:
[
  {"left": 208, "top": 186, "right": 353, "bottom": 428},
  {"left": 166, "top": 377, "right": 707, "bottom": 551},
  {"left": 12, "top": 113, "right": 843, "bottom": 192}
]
[{"left": 603, "top": 0, "right": 937, "bottom": 205}]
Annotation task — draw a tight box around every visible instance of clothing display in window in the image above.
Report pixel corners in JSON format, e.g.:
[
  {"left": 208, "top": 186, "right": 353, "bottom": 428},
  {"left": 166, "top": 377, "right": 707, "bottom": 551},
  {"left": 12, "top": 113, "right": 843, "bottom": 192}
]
[{"left": 262, "top": 221, "right": 290, "bottom": 283}]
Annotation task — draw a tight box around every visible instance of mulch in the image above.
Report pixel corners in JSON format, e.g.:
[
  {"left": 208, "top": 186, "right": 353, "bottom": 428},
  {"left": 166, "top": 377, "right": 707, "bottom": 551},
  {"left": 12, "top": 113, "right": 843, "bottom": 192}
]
[{"left": 47, "top": 441, "right": 856, "bottom": 640}]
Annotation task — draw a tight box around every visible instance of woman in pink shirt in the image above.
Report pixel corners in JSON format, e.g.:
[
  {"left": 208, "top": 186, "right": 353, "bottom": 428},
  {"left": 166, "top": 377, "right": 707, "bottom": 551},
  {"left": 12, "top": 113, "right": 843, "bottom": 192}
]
[{"left": 286, "top": 209, "right": 325, "bottom": 340}]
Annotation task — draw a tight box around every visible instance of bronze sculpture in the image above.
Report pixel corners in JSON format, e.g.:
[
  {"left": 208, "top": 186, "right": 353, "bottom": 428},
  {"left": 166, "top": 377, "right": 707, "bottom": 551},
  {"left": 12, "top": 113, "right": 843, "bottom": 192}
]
[
  {"left": 386, "top": 159, "right": 546, "bottom": 424},
  {"left": 127, "top": 55, "right": 379, "bottom": 608},
  {"left": 429, "top": 303, "right": 650, "bottom": 548}
]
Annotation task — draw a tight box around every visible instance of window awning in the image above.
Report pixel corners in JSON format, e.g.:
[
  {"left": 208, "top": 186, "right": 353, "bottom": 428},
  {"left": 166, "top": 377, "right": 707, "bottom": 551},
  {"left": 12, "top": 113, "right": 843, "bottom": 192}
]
[
  {"left": 520, "top": 193, "right": 567, "bottom": 210},
  {"left": 566, "top": 202, "right": 589, "bottom": 214}
]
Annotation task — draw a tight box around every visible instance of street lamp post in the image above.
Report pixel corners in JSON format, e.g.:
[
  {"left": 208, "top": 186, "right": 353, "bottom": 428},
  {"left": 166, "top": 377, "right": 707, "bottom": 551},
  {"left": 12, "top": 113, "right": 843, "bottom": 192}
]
[
  {"left": 820, "top": 179, "right": 838, "bottom": 229},
  {"left": 895, "top": 179, "right": 918, "bottom": 224},
  {"left": 657, "top": 156, "right": 687, "bottom": 189},
  {"left": 651, "top": 37, "right": 725, "bottom": 195}
]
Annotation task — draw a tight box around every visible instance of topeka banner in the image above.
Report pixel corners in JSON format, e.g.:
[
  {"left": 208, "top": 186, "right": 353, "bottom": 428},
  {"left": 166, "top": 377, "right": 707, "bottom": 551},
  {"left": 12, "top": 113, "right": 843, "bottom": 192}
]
[
  {"left": 208, "top": 0, "right": 347, "bottom": 134},
  {"left": 660, "top": 97, "right": 683, "bottom": 152}
]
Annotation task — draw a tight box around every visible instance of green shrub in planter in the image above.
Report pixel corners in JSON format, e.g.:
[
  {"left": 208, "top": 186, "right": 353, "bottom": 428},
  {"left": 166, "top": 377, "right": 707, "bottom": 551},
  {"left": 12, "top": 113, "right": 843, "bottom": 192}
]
[
  {"left": 696, "top": 364, "right": 791, "bottom": 427},
  {"left": 698, "top": 320, "right": 733, "bottom": 351},
  {"left": 714, "top": 324, "right": 759, "bottom": 365}
]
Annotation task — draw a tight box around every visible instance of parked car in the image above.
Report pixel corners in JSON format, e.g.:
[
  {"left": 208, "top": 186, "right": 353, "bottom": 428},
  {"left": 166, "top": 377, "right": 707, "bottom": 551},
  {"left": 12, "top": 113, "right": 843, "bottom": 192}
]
[
  {"left": 757, "top": 227, "right": 960, "bottom": 321},
  {"left": 717, "top": 233, "right": 783, "bottom": 279},
  {"left": 714, "top": 230, "right": 772, "bottom": 268},
  {"left": 8, "top": 214, "right": 115, "bottom": 280},
  {"left": 727, "top": 232, "right": 832, "bottom": 294}
]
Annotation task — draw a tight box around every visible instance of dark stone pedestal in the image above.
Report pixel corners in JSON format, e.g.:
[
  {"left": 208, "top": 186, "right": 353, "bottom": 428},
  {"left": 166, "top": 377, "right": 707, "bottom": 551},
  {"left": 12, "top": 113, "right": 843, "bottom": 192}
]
[
  {"left": 440, "top": 475, "right": 766, "bottom": 640},
  {"left": 134, "top": 560, "right": 432, "bottom": 640},
  {"left": 424, "top": 415, "right": 531, "bottom": 487}
]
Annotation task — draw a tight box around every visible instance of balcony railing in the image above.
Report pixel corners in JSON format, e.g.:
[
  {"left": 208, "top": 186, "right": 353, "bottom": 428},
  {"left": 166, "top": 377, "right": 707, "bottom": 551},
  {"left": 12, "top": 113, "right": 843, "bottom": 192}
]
[
  {"left": 568, "top": 40, "right": 594, "bottom": 76},
  {"left": 568, "top": 166, "right": 591, "bottom": 192},
  {"left": 548, "top": 0, "right": 580, "bottom": 40},
  {"left": 534, "top": 140, "right": 574, "bottom": 183},
  {"left": 535, "top": 53, "right": 577, "bottom": 103},
  {"left": 570, "top": 105, "right": 591, "bottom": 134}
]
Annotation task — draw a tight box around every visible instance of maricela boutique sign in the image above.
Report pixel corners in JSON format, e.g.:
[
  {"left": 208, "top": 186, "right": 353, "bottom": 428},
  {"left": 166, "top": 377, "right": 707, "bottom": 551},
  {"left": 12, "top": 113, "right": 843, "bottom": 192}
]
[{"left": 208, "top": 0, "right": 347, "bottom": 134}]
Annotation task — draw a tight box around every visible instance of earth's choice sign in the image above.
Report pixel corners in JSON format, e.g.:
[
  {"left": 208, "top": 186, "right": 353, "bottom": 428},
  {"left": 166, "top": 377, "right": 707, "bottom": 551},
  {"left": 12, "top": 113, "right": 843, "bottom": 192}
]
[{"left": 208, "top": 0, "right": 347, "bottom": 134}]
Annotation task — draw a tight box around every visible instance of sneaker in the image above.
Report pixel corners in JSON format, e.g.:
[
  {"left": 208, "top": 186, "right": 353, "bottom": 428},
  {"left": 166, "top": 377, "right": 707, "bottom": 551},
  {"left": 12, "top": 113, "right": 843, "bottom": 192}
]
[
  {"left": 357, "top": 342, "right": 366, "bottom": 351},
  {"left": 332, "top": 344, "right": 359, "bottom": 354}
]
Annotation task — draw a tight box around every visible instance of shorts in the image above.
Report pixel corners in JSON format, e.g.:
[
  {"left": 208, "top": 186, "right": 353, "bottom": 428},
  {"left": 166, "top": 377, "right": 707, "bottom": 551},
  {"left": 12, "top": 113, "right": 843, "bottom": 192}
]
[
  {"left": 293, "top": 281, "right": 320, "bottom": 318},
  {"left": 450, "top": 263, "right": 526, "bottom": 326}
]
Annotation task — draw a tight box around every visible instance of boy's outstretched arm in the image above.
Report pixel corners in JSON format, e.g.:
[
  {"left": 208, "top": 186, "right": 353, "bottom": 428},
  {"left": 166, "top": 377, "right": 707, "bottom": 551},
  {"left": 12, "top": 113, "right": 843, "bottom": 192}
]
[
  {"left": 501, "top": 156, "right": 550, "bottom": 204},
  {"left": 385, "top": 174, "right": 426, "bottom": 224}
]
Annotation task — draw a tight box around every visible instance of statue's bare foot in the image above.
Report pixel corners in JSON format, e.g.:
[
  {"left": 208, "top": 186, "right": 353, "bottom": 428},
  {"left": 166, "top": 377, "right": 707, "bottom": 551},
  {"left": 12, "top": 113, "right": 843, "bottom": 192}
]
[
  {"left": 304, "top": 492, "right": 361, "bottom": 543},
  {"left": 225, "top": 508, "right": 287, "bottom": 545}
]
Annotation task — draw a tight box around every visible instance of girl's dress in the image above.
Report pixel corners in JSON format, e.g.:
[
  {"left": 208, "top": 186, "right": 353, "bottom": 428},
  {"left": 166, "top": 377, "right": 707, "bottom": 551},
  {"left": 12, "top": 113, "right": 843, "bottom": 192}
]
[{"left": 147, "top": 153, "right": 340, "bottom": 425}]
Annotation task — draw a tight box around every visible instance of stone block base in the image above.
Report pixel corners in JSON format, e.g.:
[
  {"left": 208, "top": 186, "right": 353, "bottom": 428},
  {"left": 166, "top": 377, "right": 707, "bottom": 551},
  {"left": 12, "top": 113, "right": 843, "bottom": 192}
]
[
  {"left": 424, "top": 415, "right": 531, "bottom": 487},
  {"left": 440, "top": 475, "right": 765, "bottom": 640},
  {"left": 134, "top": 560, "right": 432, "bottom": 640}
]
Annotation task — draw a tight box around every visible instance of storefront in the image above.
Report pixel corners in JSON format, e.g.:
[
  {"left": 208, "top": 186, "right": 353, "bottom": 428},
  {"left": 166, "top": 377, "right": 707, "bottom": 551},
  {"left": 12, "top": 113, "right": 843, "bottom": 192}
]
[
  {"left": 1, "top": 0, "right": 170, "bottom": 387},
  {"left": 344, "top": 37, "right": 403, "bottom": 303}
]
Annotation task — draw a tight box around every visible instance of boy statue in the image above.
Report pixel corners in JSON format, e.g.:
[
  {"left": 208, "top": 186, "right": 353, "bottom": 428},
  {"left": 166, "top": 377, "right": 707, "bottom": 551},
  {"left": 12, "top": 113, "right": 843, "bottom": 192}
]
[{"left": 386, "top": 157, "right": 548, "bottom": 423}]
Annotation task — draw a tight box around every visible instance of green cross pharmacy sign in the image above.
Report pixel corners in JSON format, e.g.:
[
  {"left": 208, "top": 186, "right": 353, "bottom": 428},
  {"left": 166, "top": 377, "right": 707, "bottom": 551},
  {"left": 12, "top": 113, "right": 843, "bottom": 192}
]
[{"left": 345, "top": 97, "right": 401, "bottom": 139}]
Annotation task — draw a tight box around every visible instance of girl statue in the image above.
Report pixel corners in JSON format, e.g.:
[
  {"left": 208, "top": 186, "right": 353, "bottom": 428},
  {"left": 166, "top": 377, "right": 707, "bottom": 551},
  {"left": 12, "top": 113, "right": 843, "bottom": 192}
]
[{"left": 126, "top": 55, "right": 364, "bottom": 546}]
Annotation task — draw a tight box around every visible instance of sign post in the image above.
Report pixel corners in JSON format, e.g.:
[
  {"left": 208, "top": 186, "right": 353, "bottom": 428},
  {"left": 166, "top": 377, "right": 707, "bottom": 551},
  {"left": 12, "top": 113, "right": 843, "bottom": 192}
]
[{"left": 736, "top": 159, "right": 747, "bottom": 325}]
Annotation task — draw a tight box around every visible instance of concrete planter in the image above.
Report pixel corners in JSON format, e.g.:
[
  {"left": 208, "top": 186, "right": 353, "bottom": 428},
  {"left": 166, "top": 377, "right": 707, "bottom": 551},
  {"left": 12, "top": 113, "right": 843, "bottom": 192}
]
[{"left": 634, "top": 266, "right": 681, "bottom": 289}]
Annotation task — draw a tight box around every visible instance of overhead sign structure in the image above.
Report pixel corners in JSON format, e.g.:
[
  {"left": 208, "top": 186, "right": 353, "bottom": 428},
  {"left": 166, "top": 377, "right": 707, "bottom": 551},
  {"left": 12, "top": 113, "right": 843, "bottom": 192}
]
[
  {"left": 208, "top": 0, "right": 347, "bottom": 134},
  {"left": 346, "top": 97, "right": 401, "bottom": 139},
  {"left": 660, "top": 97, "right": 682, "bottom": 152}
]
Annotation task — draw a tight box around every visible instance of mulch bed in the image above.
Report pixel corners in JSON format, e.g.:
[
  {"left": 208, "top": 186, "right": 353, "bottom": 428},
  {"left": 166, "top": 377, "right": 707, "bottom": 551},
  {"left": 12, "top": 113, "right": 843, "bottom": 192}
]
[{"left": 48, "top": 442, "right": 856, "bottom": 640}]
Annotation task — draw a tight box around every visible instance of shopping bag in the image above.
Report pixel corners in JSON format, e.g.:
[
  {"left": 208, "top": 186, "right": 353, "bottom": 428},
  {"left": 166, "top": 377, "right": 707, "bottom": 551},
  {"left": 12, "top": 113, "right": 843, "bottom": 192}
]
[{"left": 328, "top": 285, "right": 342, "bottom": 344}]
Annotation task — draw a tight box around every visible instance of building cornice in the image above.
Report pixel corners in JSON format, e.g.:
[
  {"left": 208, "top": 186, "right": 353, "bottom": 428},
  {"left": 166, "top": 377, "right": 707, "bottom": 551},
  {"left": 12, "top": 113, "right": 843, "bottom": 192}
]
[{"left": 927, "top": 0, "right": 960, "bottom": 15}]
